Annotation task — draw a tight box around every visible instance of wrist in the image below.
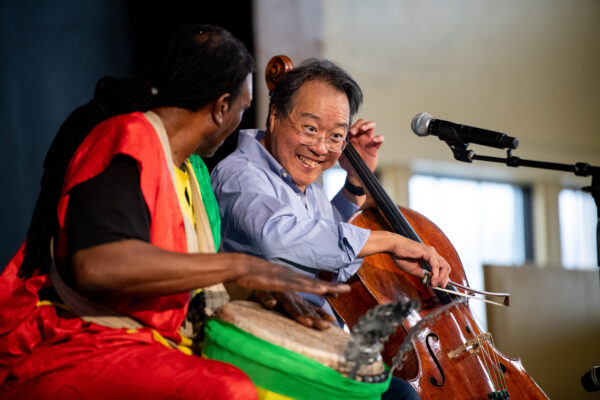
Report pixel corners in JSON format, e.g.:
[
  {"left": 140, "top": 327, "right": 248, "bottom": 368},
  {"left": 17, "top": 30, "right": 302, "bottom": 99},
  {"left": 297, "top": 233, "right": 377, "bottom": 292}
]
[{"left": 230, "top": 253, "right": 252, "bottom": 277}]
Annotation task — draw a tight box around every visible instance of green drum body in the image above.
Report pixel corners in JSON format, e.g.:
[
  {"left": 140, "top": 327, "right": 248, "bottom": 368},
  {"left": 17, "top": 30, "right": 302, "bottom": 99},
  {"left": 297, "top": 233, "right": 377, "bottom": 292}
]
[{"left": 203, "top": 301, "right": 390, "bottom": 400}]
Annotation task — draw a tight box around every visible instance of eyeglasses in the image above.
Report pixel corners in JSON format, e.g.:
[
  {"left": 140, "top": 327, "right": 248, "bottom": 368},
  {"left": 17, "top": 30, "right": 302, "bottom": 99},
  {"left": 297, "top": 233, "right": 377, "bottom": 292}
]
[{"left": 286, "top": 115, "right": 348, "bottom": 153}]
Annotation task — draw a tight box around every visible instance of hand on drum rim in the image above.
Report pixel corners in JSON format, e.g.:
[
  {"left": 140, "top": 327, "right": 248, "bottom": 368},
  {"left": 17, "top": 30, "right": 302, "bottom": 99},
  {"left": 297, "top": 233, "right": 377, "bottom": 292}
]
[{"left": 253, "top": 290, "right": 336, "bottom": 330}]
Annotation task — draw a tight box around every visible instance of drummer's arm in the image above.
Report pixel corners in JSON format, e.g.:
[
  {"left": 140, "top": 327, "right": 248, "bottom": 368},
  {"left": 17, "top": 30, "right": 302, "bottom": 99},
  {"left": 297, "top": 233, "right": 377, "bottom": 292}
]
[
  {"left": 73, "top": 240, "right": 340, "bottom": 330},
  {"left": 72, "top": 240, "right": 349, "bottom": 299}
]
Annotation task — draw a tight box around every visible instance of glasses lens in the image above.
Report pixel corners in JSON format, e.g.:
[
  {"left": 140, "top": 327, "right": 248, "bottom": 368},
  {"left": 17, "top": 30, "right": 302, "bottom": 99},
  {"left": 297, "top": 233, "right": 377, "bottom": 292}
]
[
  {"left": 297, "top": 131, "right": 347, "bottom": 152},
  {"left": 327, "top": 140, "right": 346, "bottom": 153},
  {"left": 290, "top": 114, "right": 347, "bottom": 152}
]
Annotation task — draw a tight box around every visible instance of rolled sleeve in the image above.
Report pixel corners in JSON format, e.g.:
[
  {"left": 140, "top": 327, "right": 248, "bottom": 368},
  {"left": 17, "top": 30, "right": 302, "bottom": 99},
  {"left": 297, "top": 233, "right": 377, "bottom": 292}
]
[{"left": 331, "top": 189, "right": 360, "bottom": 222}]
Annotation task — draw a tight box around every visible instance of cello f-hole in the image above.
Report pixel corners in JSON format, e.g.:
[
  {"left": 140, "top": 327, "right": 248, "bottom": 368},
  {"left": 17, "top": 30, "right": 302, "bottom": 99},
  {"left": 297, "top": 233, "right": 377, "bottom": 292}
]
[{"left": 425, "top": 333, "right": 446, "bottom": 387}]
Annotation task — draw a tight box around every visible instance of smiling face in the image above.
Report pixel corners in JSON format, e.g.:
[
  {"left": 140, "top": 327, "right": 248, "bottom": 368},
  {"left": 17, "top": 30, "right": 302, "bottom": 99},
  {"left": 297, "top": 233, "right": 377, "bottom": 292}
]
[{"left": 263, "top": 80, "right": 350, "bottom": 192}]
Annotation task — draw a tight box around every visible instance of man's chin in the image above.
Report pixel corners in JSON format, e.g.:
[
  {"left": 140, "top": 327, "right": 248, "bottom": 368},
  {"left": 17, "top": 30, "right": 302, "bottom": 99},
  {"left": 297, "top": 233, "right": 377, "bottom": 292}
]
[{"left": 195, "top": 143, "right": 222, "bottom": 158}]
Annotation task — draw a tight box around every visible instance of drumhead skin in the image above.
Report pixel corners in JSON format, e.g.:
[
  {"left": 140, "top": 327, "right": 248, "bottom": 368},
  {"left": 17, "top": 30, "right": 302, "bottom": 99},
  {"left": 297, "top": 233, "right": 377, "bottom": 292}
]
[{"left": 204, "top": 301, "right": 391, "bottom": 400}]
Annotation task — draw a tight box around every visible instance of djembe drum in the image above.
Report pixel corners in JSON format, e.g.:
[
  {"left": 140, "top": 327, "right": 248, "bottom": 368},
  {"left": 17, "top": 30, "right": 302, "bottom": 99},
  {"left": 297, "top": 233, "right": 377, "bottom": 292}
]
[{"left": 203, "top": 300, "right": 391, "bottom": 400}]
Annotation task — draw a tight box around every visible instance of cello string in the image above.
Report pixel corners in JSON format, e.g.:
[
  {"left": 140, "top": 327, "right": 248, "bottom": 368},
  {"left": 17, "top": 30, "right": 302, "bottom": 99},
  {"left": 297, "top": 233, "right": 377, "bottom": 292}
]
[
  {"left": 451, "top": 274, "right": 510, "bottom": 393},
  {"left": 487, "top": 332, "right": 509, "bottom": 392},
  {"left": 455, "top": 300, "right": 503, "bottom": 392},
  {"left": 457, "top": 299, "right": 508, "bottom": 394},
  {"left": 438, "top": 279, "right": 506, "bottom": 392}
]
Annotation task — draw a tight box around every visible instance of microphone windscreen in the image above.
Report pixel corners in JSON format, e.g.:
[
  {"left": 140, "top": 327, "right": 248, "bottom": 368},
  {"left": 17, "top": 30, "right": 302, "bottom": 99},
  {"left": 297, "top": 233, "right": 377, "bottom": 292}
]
[{"left": 411, "top": 112, "right": 432, "bottom": 136}]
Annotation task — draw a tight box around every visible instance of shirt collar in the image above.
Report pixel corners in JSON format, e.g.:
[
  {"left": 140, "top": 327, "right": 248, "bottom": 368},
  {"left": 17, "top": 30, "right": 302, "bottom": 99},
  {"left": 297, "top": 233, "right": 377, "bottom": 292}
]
[{"left": 238, "top": 129, "right": 308, "bottom": 194}]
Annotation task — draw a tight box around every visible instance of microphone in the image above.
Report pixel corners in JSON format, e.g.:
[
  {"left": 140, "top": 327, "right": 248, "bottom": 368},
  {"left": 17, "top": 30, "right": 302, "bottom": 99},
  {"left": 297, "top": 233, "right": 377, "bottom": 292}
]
[
  {"left": 582, "top": 366, "right": 600, "bottom": 392},
  {"left": 411, "top": 112, "right": 519, "bottom": 150}
]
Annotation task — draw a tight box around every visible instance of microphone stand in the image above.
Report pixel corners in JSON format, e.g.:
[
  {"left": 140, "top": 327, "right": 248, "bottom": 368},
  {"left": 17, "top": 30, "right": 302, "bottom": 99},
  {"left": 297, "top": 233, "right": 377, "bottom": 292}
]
[{"left": 445, "top": 139, "right": 600, "bottom": 269}]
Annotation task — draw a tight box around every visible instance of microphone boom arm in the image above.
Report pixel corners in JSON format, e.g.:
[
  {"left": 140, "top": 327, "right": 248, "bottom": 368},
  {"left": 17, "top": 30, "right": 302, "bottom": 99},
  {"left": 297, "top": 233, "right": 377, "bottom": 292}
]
[{"left": 453, "top": 145, "right": 600, "bottom": 268}]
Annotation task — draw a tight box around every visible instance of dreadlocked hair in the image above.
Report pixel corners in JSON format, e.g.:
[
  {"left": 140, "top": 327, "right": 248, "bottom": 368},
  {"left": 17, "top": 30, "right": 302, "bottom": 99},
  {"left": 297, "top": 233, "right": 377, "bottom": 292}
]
[
  {"left": 20, "top": 24, "right": 255, "bottom": 278},
  {"left": 145, "top": 24, "right": 255, "bottom": 109}
]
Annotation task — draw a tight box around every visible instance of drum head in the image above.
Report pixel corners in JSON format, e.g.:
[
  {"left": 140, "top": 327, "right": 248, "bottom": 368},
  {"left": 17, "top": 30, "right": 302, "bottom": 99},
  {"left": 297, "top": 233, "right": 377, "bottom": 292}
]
[{"left": 215, "top": 300, "right": 385, "bottom": 377}]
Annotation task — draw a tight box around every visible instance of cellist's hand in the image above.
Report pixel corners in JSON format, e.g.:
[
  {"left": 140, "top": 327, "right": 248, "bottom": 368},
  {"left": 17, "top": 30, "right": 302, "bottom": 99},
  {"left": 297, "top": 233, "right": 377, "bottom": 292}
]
[
  {"left": 338, "top": 119, "right": 383, "bottom": 179},
  {"left": 359, "top": 231, "right": 451, "bottom": 288},
  {"left": 389, "top": 235, "right": 451, "bottom": 288}
]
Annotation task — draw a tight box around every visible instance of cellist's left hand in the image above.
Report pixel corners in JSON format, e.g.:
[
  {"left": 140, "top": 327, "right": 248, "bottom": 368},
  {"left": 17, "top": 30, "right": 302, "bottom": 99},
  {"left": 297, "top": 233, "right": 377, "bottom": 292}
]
[{"left": 339, "top": 119, "right": 384, "bottom": 179}]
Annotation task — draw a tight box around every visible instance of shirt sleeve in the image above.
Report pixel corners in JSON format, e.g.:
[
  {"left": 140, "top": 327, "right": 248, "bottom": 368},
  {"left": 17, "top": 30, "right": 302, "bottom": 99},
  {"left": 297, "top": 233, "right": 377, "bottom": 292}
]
[
  {"left": 66, "top": 154, "right": 151, "bottom": 260},
  {"left": 331, "top": 189, "right": 360, "bottom": 223},
  {"left": 212, "top": 161, "right": 370, "bottom": 280}
]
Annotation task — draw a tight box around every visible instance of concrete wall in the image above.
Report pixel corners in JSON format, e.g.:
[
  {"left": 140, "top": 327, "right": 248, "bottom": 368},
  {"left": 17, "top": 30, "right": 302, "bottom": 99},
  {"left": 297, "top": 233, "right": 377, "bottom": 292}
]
[
  {"left": 485, "top": 265, "right": 600, "bottom": 399},
  {"left": 321, "top": 0, "right": 600, "bottom": 174}
]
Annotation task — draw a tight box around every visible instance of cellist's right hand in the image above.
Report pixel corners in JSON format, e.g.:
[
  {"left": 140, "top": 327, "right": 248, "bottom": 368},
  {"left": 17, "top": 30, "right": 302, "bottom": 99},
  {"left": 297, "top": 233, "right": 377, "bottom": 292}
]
[{"left": 358, "top": 231, "right": 451, "bottom": 288}]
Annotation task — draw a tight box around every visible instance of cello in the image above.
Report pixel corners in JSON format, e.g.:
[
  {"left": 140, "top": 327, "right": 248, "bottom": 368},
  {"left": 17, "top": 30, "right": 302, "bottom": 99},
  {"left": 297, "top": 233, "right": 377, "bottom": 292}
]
[{"left": 265, "top": 55, "right": 549, "bottom": 400}]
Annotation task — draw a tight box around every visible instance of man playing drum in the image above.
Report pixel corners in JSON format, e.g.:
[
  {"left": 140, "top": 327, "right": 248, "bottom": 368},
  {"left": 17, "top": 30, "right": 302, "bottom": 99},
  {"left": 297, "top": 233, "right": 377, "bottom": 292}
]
[
  {"left": 211, "top": 58, "right": 452, "bottom": 399},
  {"left": 0, "top": 26, "right": 349, "bottom": 400}
]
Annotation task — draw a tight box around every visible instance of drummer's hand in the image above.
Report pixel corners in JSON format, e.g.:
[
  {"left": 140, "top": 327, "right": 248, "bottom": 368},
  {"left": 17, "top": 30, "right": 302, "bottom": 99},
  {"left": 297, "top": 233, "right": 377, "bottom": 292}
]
[
  {"left": 254, "top": 290, "right": 336, "bottom": 330},
  {"left": 232, "top": 257, "right": 350, "bottom": 297},
  {"left": 338, "top": 119, "right": 383, "bottom": 181},
  {"left": 389, "top": 235, "right": 451, "bottom": 288}
]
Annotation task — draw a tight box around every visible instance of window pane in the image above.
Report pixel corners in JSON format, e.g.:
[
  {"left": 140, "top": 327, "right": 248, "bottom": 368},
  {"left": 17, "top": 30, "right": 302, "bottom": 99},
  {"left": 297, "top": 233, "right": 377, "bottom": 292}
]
[
  {"left": 408, "top": 175, "right": 527, "bottom": 323},
  {"left": 322, "top": 167, "right": 346, "bottom": 199},
  {"left": 559, "top": 188, "right": 597, "bottom": 269}
]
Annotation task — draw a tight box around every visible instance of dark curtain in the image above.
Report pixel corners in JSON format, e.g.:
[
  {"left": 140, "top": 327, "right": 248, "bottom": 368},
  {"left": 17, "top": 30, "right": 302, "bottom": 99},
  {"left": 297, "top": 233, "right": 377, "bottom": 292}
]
[{"left": 0, "top": 0, "right": 255, "bottom": 267}]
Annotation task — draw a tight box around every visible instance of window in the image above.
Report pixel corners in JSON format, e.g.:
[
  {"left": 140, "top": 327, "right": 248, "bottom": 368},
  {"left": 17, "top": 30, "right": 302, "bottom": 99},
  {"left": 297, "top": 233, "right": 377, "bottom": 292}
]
[
  {"left": 559, "top": 188, "right": 597, "bottom": 270},
  {"left": 408, "top": 175, "right": 530, "bottom": 323},
  {"left": 321, "top": 169, "right": 531, "bottom": 324},
  {"left": 322, "top": 166, "right": 346, "bottom": 199}
]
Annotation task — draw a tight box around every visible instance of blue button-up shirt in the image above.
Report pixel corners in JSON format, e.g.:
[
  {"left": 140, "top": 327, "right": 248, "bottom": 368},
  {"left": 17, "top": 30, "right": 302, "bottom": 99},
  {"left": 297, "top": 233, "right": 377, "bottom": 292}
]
[{"left": 211, "top": 130, "right": 371, "bottom": 307}]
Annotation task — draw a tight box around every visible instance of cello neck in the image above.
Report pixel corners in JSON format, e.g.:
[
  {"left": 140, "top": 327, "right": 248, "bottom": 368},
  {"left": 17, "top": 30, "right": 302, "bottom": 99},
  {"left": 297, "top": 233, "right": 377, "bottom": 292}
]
[
  {"left": 343, "top": 143, "right": 422, "bottom": 243},
  {"left": 343, "top": 143, "right": 458, "bottom": 304}
]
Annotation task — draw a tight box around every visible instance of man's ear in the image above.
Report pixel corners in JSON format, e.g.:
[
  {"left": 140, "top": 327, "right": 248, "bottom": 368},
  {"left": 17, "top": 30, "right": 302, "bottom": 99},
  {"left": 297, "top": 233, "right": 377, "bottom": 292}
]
[
  {"left": 212, "top": 93, "right": 231, "bottom": 126},
  {"left": 267, "top": 105, "right": 279, "bottom": 132}
]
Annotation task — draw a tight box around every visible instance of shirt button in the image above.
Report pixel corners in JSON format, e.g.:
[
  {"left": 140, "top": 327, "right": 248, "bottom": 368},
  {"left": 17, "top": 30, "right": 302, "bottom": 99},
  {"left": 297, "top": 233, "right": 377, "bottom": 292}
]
[{"left": 282, "top": 172, "right": 288, "bottom": 178}]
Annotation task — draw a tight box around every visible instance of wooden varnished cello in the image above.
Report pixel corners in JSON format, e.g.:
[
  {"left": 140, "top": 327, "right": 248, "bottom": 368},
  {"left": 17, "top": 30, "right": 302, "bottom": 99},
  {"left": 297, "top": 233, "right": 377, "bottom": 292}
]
[{"left": 265, "top": 55, "right": 549, "bottom": 400}]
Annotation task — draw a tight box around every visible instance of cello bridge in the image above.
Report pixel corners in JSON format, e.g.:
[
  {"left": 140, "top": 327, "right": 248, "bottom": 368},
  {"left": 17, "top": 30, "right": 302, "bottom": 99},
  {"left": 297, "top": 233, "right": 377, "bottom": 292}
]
[{"left": 447, "top": 333, "right": 492, "bottom": 359}]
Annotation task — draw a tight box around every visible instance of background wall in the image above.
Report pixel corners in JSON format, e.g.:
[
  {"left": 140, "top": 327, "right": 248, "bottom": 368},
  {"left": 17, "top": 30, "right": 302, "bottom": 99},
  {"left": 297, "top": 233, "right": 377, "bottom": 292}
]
[
  {"left": 485, "top": 265, "right": 600, "bottom": 399},
  {"left": 322, "top": 0, "right": 600, "bottom": 170}
]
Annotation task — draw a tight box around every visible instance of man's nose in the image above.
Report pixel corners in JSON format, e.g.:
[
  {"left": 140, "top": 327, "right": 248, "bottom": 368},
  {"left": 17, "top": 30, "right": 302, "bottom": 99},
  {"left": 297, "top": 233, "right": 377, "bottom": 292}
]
[{"left": 307, "top": 138, "right": 328, "bottom": 154}]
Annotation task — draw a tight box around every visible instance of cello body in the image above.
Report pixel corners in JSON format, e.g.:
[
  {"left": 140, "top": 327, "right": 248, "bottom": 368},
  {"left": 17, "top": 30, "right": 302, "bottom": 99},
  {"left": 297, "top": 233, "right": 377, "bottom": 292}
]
[{"left": 329, "top": 206, "right": 548, "bottom": 399}]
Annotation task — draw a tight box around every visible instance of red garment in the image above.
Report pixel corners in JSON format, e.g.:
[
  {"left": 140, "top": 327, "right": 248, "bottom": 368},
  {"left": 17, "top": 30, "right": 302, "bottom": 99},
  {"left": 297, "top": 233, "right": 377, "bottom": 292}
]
[{"left": 0, "top": 112, "right": 257, "bottom": 399}]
